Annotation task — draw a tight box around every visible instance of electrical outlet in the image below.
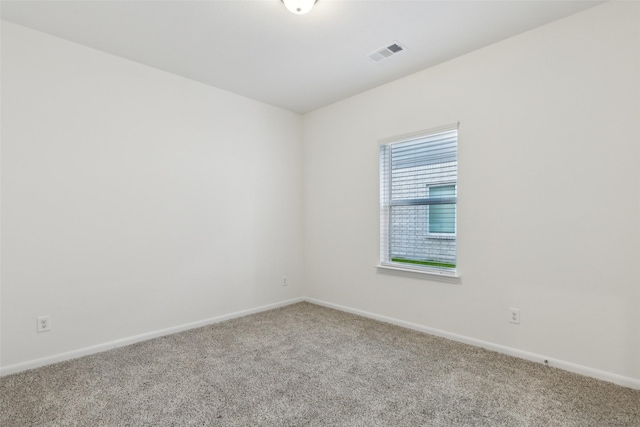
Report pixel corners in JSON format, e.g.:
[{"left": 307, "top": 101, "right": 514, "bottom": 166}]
[
  {"left": 282, "top": 276, "right": 288, "bottom": 286},
  {"left": 509, "top": 308, "right": 520, "bottom": 324},
  {"left": 37, "top": 316, "right": 52, "bottom": 333}
]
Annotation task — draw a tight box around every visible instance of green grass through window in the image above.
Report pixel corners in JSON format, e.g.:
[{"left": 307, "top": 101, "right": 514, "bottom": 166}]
[{"left": 391, "top": 258, "right": 456, "bottom": 269}]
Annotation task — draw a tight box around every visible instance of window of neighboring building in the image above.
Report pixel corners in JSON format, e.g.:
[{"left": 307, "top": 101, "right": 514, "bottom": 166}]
[
  {"left": 379, "top": 125, "right": 458, "bottom": 275},
  {"left": 427, "top": 184, "right": 456, "bottom": 236}
]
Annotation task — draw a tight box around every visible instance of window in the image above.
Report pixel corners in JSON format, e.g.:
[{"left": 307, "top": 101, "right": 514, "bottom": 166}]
[
  {"left": 379, "top": 126, "right": 458, "bottom": 275},
  {"left": 427, "top": 184, "right": 456, "bottom": 235}
]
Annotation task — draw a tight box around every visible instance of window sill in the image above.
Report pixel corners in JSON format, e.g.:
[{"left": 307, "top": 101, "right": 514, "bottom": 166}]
[
  {"left": 375, "top": 264, "right": 461, "bottom": 284},
  {"left": 426, "top": 234, "right": 456, "bottom": 240}
]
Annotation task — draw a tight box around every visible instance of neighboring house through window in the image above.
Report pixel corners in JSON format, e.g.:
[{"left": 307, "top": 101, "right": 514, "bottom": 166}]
[{"left": 379, "top": 125, "right": 458, "bottom": 275}]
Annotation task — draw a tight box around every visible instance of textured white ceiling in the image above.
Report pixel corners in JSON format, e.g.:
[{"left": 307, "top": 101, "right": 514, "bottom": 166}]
[{"left": 1, "top": 0, "right": 603, "bottom": 114}]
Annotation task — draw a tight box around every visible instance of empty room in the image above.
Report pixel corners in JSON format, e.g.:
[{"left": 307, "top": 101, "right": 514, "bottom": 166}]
[{"left": 1, "top": 0, "right": 639, "bottom": 425}]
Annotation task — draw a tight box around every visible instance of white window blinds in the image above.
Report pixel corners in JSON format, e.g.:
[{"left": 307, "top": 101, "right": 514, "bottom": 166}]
[{"left": 380, "top": 126, "right": 458, "bottom": 275}]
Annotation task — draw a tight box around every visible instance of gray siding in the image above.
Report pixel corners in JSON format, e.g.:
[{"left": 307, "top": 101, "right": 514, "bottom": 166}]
[{"left": 389, "top": 161, "right": 456, "bottom": 264}]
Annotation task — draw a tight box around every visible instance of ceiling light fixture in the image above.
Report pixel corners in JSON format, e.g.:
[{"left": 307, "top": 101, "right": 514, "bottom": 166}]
[{"left": 282, "top": 0, "right": 317, "bottom": 15}]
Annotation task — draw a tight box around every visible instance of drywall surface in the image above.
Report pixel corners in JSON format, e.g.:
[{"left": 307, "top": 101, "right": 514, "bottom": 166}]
[
  {"left": 1, "top": 21, "right": 303, "bottom": 368},
  {"left": 303, "top": 2, "right": 640, "bottom": 381}
]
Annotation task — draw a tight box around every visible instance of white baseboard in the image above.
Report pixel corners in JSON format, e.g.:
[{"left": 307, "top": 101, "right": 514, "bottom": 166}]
[
  {"left": 0, "top": 297, "right": 304, "bottom": 377},
  {"left": 3, "top": 295, "right": 638, "bottom": 390},
  {"left": 305, "top": 297, "right": 640, "bottom": 390}
]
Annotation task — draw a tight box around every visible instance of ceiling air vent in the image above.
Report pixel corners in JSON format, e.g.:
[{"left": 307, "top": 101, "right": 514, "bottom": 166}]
[{"left": 368, "top": 41, "right": 406, "bottom": 62}]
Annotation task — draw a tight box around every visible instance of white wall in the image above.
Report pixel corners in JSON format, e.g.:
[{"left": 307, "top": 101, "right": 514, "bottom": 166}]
[
  {"left": 1, "top": 21, "right": 303, "bottom": 369},
  {"left": 303, "top": 1, "right": 640, "bottom": 382}
]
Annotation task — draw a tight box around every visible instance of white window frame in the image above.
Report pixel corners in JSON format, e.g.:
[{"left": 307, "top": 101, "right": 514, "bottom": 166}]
[{"left": 378, "top": 124, "right": 459, "bottom": 278}]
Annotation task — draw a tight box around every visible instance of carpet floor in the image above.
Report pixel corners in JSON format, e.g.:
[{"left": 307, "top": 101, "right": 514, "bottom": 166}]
[{"left": 1, "top": 302, "right": 639, "bottom": 426}]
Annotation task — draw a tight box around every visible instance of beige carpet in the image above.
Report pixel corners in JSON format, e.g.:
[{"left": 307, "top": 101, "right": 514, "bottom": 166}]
[{"left": 1, "top": 302, "right": 638, "bottom": 426}]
